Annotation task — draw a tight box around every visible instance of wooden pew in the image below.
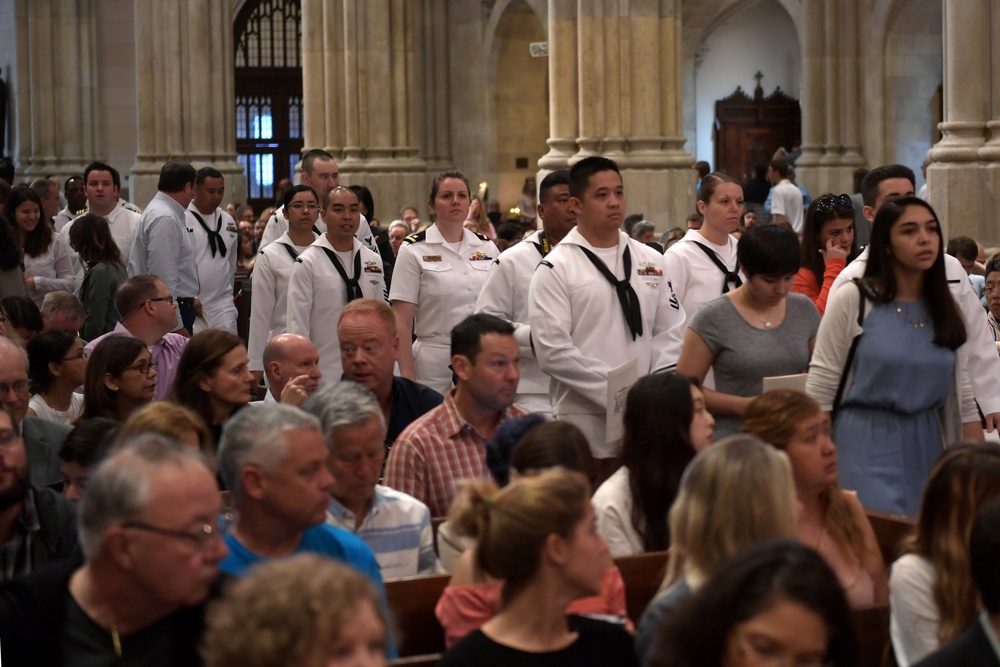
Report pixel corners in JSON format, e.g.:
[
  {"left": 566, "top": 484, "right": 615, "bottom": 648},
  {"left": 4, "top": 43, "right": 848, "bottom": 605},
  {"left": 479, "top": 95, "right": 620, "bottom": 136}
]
[
  {"left": 384, "top": 573, "right": 450, "bottom": 657},
  {"left": 853, "top": 604, "right": 891, "bottom": 667},
  {"left": 865, "top": 508, "right": 915, "bottom": 566},
  {"left": 614, "top": 551, "right": 669, "bottom": 623}
]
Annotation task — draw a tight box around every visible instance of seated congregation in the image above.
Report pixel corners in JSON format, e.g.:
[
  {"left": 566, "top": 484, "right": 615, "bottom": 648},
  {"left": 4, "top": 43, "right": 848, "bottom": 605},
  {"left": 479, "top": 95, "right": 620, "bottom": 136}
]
[{"left": 0, "top": 152, "right": 999, "bottom": 667}]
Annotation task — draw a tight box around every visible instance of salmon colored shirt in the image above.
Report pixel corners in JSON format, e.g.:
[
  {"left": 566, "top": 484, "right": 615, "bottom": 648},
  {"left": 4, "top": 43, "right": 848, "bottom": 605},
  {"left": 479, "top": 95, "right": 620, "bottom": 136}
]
[
  {"left": 434, "top": 566, "right": 629, "bottom": 648},
  {"left": 792, "top": 256, "right": 847, "bottom": 316}
]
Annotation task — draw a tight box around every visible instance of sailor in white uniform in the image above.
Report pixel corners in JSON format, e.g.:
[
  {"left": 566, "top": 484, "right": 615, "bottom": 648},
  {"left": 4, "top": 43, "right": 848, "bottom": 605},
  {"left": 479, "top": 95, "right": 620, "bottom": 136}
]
[
  {"left": 389, "top": 171, "right": 499, "bottom": 395},
  {"left": 186, "top": 167, "right": 239, "bottom": 333},
  {"left": 287, "top": 187, "right": 386, "bottom": 380},
  {"left": 529, "top": 157, "right": 686, "bottom": 463},
  {"left": 475, "top": 170, "right": 576, "bottom": 416}
]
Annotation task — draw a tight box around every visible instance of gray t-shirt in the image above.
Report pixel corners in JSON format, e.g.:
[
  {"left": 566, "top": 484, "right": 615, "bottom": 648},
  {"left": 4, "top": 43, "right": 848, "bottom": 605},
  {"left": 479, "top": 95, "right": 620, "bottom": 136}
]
[{"left": 690, "top": 292, "right": 820, "bottom": 436}]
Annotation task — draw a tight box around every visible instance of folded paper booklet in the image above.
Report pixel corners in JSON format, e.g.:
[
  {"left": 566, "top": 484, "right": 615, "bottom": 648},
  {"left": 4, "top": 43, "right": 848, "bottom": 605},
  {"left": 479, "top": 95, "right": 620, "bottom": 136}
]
[
  {"left": 762, "top": 373, "right": 808, "bottom": 393},
  {"left": 606, "top": 359, "right": 638, "bottom": 443}
]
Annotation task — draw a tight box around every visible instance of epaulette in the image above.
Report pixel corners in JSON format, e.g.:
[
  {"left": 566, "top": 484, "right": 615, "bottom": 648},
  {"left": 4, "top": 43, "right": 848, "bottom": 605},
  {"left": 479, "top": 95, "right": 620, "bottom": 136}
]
[
  {"left": 122, "top": 201, "right": 143, "bottom": 214},
  {"left": 539, "top": 260, "right": 554, "bottom": 269},
  {"left": 404, "top": 231, "right": 426, "bottom": 244},
  {"left": 473, "top": 231, "right": 489, "bottom": 242}
]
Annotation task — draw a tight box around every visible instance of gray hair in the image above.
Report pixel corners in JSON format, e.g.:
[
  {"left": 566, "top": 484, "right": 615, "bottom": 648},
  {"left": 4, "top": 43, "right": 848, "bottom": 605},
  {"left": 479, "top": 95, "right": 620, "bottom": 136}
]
[
  {"left": 40, "top": 291, "right": 85, "bottom": 321},
  {"left": 217, "top": 403, "right": 321, "bottom": 498},
  {"left": 303, "top": 381, "right": 385, "bottom": 451},
  {"left": 388, "top": 220, "right": 409, "bottom": 235},
  {"left": 630, "top": 220, "right": 656, "bottom": 239},
  {"left": 79, "top": 434, "right": 209, "bottom": 560}
]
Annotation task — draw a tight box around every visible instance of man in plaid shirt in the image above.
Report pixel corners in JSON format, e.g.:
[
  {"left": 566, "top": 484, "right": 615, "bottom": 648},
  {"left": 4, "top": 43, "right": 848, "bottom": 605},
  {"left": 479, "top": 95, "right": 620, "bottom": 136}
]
[{"left": 383, "top": 314, "right": 525, "bottom": 517}]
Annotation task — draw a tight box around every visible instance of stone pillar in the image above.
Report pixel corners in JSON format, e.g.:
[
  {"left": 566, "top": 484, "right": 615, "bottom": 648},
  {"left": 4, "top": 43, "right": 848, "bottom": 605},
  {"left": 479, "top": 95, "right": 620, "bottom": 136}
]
[
  {"left": 302, "top": 0, "right": 428, "bottom": 224},
  {"left": 538, "top": 0, "right": 578, "bottom": 170},
  {"left": 131, "top": 0, "right": 245, "bottom": 207},
  {"left": 978, "top": 0, "right": 1000, "bottom": 245},
  {"left": 539, "top": 0, "right": 695, "bottom": 231},
  {"left": 11, "top": 0, "right": 98, "bottom": 182},
  {"left": 928, "top": 0, "right": 991, "bottom": 240},
  {"left": 794, "top": 0, "right": 826, "bottom": 188},
  {"left": 840, "top": 0, "right": 864, "bottom": 169}
]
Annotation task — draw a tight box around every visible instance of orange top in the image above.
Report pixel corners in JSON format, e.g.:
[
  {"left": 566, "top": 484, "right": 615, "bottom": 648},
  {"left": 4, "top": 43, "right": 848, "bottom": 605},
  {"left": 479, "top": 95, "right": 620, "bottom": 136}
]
[
  {"left": 434, "top": 566, "right": 630, "bottom": 648},
  {"left": 792, "top": 256, "right": 847, "bottom": 316}
]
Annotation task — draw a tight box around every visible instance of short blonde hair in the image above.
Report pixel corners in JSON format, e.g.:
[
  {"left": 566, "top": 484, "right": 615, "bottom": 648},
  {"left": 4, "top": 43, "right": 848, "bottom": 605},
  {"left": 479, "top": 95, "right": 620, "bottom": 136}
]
[
  {"left": 663, "top": 434, "right": 796, "bottom": 588},
  {"left": 116, "top": 402, "right": 214, "bottom": 460},
  {"left": 338, "top": 297, "right": 396, "bottom": 336},
  {"left": 202, "top": 554, "right": 386, "bottom": 667}
]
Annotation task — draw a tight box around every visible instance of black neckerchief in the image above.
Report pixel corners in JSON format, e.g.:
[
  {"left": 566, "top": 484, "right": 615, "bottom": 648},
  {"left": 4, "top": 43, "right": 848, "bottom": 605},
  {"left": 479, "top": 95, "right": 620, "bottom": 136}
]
[
  {"left": 532, "top": 231, "right": 552, "bottom": 257},
  {"left": 192, "top": 211, "right": 227, "bottom": 258},
  {"left": 320, "top": 246, "right": 363, "bottom": 301},
  {"left": 691, "top": 241, "right": 741, "bottom": 293},
  {"left": 578, "top": 244, "right": 643, "bottom": 340}
]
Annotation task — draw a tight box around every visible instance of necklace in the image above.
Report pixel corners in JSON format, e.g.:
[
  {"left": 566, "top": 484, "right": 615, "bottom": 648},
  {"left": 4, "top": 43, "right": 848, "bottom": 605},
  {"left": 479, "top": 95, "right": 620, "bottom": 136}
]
[
  {"left": 895, "top": 302, "right": 929, "bottom": 329},
  {"left": 740, "top": 289, "right": 778, "bottom": 328}
]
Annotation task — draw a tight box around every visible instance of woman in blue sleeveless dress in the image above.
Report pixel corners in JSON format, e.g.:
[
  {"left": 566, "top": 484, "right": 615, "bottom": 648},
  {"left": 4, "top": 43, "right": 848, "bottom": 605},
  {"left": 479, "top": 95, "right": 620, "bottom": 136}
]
[{"left": 806, "top": 197, "right": 986, "bottom": 516}]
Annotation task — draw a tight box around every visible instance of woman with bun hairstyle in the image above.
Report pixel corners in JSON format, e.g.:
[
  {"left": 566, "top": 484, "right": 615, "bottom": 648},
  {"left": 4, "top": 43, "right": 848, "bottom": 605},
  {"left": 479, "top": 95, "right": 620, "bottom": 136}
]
[{"left": 436, "top": 467, "right": 638, "bottom": 667}]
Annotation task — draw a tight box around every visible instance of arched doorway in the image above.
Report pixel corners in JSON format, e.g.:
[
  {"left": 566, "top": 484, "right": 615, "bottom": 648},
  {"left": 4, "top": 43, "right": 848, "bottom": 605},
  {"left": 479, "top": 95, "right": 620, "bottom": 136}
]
[
  {"left": 234, "top": 0, "right": 304, "bottom": 215},
  {"left": 490, "top": 0, "right": 548, "bottom": 213}
]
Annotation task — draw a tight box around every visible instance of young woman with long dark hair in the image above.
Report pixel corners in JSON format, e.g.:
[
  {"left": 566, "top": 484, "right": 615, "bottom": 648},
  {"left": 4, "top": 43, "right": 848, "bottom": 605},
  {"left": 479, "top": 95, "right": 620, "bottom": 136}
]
[
  {"left": 592, "top": 373, "right": 714, "bottom": 557},
  {"left": 68, "top": 213, "right": 127, "bottom": 340},
  {"left": 806, "top": 197, "right": 989, "bottom": 516}
]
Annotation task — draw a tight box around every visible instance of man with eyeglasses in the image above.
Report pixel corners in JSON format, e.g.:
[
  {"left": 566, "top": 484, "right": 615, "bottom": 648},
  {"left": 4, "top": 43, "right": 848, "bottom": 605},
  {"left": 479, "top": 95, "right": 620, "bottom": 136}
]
[
  {"left": 0, "top": 435, "right": 227, "bottom": 666},
  {"left": 0, "top": 404, "right": 79, "bottom": 583},
  {"left": 84, "top": 275, "right": 188, "bottom": 400},
  {"left": 0, "top": 337, "right": 70, "bottom": 488}
]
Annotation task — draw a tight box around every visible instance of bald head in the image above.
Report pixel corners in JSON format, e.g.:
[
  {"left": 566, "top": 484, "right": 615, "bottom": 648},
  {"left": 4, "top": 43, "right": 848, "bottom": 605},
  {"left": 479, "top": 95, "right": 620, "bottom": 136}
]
[
  {"left": 262, "top": 334, "right": 322, "bottom": 400},
  {"left": 0, "top": 337, "right": 30, "bottom": 425}
]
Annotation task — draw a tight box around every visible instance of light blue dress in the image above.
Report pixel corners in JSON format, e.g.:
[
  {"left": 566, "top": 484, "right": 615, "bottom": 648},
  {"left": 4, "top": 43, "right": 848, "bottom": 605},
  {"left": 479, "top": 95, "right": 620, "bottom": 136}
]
[{"left": 833, "top": 300, "right": 954, "bottom": 516}]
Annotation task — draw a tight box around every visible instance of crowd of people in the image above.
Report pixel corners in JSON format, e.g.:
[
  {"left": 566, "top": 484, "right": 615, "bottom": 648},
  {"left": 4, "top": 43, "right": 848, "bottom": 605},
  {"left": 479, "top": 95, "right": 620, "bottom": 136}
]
[{"left": 0, "top": 149, "right": 995, "bottom": 667}]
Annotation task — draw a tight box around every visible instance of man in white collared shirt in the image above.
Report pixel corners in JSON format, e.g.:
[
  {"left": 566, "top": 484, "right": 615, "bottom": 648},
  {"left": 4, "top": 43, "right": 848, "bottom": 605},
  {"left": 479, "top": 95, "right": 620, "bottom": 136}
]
[
  {"left": 186, "top": 167, "right": 238, "bottom": 333},
  {"left": 59, "top": 163, "right": 141, "bottom": 287},
  {"left": 257, "top": 333, "right": 322, "bottom": 406},
  {"left": 128, "top": 162, "right": 199, "bottom": 334},
  {"left": 767, "top": 158, "right": 804, "bottom": 233}
]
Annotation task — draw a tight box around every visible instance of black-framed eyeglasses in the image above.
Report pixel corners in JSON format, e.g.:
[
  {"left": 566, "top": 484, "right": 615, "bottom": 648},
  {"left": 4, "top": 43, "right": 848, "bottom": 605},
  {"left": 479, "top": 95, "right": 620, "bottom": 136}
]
[
  {"left": 62, "top": 350, "right": 88, "bottom": 362},
  {"left": 815, "top": 194, "right": 853, "bottom": 214},
  {"left": 124, "top": 360, "right": 158, "bottom": 375},
  {"left": 121, "top": 513, "right": 232, "bottom": 551},
  {"left": 141, "top": 295, "right": 175, "bottom": 310}
]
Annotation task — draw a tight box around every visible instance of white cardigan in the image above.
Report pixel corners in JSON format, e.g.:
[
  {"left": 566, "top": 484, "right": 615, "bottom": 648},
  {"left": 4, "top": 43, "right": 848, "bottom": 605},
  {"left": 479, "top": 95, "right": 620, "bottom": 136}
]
[{"left": 805, "top": 280, "right": 977, "bottom": 444}]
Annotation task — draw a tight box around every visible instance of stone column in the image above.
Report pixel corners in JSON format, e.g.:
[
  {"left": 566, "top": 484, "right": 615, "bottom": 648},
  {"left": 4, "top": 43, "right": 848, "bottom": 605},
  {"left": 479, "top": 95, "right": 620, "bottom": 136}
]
[
  {"left": 302, "top": 0, "right": 428, "bottom": 223},
  {"left": 131, "top": 0, "right": 245, "bottom": 207},
  {"left": 927, "top": 0, "right": 991, "bottom": 240},
  {"left": 11, "top": 0, "right": 98, "bottom": 182},
  {"left": 540, "top": 0, "right": 694, "bottom": 231},
  {"left": 538, "top": 0, "right": 578, "bottom": 170},
  {"left": 978, "top": 0, "right": 1000, "bottom": 245},
  {"left": 794, "top": 0, "right": 826, "bottom": 190},
  {"left": 839, "top": 0, "right": 865, "bottom": 169}
]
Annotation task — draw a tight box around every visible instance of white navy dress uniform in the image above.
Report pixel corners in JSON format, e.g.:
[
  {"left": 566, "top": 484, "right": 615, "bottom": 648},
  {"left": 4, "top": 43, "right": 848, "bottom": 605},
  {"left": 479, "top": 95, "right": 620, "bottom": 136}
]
[
  {"left": 475, "top": 229, "right": 555, "bottom": 416},
  {"left": 247, "top": 230, "right": 318, "bottom": 373},
  {"left": 258, "top": 204, "right": 379, "bottom": 256},
  {"left": 389, "top": 225, "right": 499, "bottom": 395},
  {"left": 528, "top": 227, "right": 686, "bottom": 458},
  {"left": 286, "top": 234, "right": 386, "bottom": 380},
  {"left": 186, "top": 203, "right": 239, "bottom": 333}
]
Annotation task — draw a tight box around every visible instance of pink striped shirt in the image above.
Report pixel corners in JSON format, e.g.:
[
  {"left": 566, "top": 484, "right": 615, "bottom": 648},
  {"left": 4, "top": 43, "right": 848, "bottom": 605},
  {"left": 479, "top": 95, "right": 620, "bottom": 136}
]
[{"left": 383, "top": 390, "right": 526, "bottom": 517}]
